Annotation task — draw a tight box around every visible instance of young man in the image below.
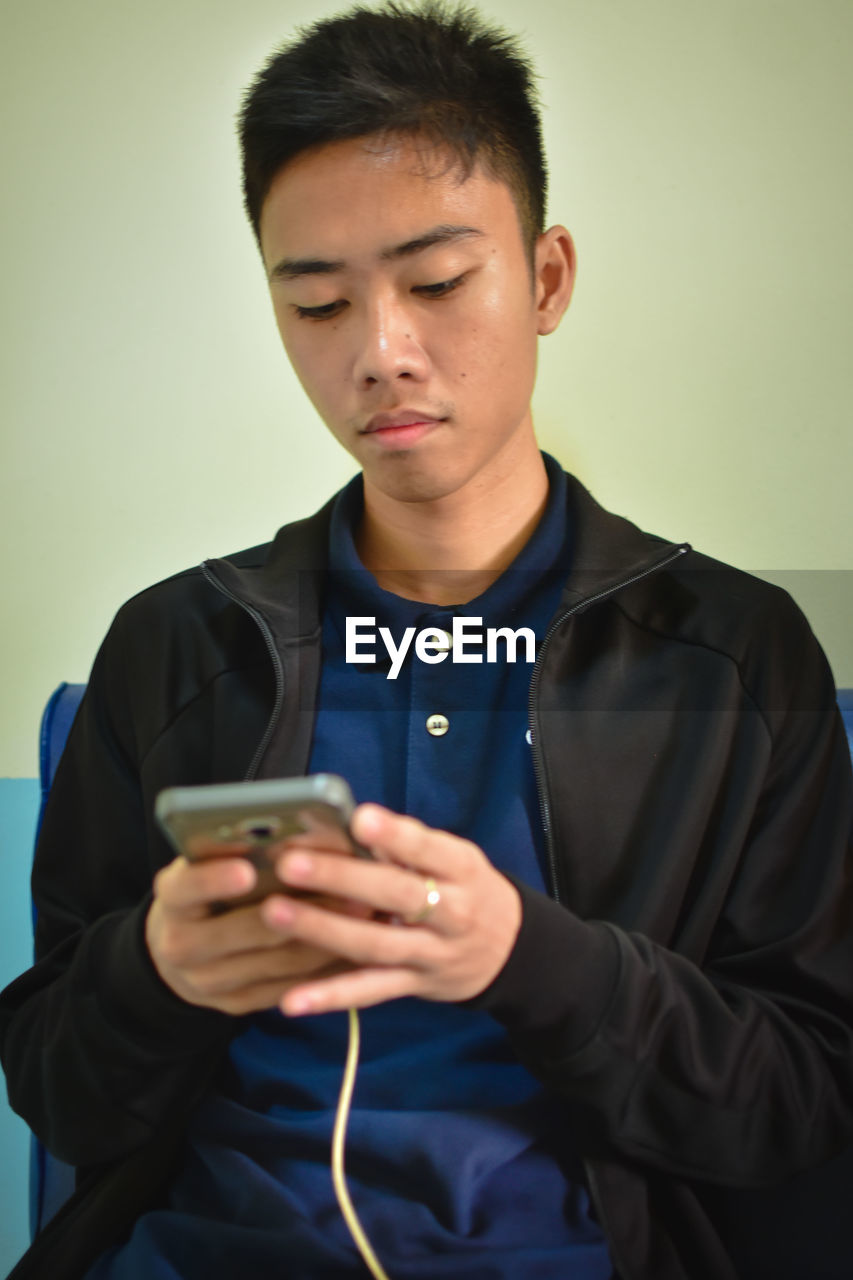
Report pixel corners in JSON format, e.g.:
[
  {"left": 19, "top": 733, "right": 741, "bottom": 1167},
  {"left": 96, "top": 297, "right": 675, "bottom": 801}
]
[{"left": 2, "top": 4, "right": 852, "bottom": 1278}]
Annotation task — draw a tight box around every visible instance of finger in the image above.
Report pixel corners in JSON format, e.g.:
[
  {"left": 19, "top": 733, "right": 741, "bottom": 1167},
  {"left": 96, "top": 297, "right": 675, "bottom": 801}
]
[
  {"left": 263, "top": 894, "right": 437, "bottom": 969},
  {"left": 180, "top": 941, "right": 344, "bottom": 1000},
  {"left": 153, "top": 854, "right": 257, "bottom": 913},
  {"left": 281, "top": 966, "right": 422, "bottom": 1016},
  {"left": 276, "top": 849, "right": 446, "bottom": 924},
  {"left": 199, "top": 961, "right": 348, "bottom": 1017},
  {"left": 158, "top": 885, "right": 371, "bottom": 968},
  {"left": 350, "top": 805, "right": 476, "bottom": 881},
  {"left": 159, "top": 896, "right": 295, "bottom": 966}
]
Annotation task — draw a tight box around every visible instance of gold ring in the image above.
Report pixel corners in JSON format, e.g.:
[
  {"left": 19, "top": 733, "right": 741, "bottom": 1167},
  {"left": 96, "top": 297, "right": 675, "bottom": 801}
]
[{"left": 406, "top": 876, "right": 441, "bottom": 925}]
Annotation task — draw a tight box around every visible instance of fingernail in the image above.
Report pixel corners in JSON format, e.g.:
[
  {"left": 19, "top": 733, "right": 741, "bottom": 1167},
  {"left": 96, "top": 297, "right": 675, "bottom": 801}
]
[
  {"left": 285, "top": 992, "right": 314, "bottom": 1016},
  {"left": 282, "top": 853, "right": 312, "bottom": 880},
  {"left": 233, "top": 862, "right": 256, "bottom": 890},
  {"left": 354, "top": 805, "right": 382, "bottom": 838},
  {"left": 266, "top": 897, "right": 295, "bottom": 927}
]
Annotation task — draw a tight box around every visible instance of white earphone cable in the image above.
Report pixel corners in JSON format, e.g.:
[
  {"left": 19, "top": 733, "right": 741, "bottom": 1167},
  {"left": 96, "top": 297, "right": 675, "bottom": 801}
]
[{"left": 331, "top": 1007, "right": 392, "bottom": 1280}]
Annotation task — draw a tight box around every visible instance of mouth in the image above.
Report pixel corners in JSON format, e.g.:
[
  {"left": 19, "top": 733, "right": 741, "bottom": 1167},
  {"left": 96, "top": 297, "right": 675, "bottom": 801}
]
[{"left": 360, "top": 410, "right": 446, "bottom": 449}]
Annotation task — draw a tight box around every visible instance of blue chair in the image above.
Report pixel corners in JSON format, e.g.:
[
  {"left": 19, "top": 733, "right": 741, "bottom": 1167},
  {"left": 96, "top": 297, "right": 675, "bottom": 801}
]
[
  {"left": 27, "top": 683, "right": 853, "bottom": 1259},
  {"left": 29, "top": 683, "right": 85, "bottom": 1237},
  {"left": 840, "top": 688, "right": 853, "bottom": 760}
]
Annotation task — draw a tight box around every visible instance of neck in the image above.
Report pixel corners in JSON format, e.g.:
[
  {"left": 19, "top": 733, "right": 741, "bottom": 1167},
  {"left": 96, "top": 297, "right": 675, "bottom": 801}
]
[{"left": 356, "top": 439, "right": 549, "bottom": 605}]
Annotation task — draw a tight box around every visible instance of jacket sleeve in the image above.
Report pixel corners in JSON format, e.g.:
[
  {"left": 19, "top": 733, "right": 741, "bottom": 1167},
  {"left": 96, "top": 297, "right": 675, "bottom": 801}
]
[
  {"left": 474, "top": 597, "right": 853, "bottom": 1188},
  {"left": 0, "top": 608, "right": 235, "bottom": 1167}
]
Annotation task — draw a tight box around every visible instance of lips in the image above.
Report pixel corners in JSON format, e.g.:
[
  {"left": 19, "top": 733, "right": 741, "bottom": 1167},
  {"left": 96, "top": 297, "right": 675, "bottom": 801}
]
[{"left": 362, "top": 410, "right": 444, "bottom": 433}]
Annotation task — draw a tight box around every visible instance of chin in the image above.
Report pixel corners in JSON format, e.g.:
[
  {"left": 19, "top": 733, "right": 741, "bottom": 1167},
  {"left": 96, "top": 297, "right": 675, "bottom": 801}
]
[{"left": 364, "top": 455, "right": 465, "bottom": 505}]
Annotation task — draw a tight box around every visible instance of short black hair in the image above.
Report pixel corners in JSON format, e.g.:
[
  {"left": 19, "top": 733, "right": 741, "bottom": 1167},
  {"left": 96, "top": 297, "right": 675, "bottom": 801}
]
[{"left": 238, "top": 2, "right": 547, "bottom": 260}]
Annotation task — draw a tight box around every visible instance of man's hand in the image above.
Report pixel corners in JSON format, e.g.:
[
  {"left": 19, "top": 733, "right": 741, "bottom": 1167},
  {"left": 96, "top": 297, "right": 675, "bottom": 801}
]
[
  {"left": 145, "top": 848, "right": 353, "bottom": 1015},
  {"left": 263, "top": 804, "right": 523, "bottom": 1016}
]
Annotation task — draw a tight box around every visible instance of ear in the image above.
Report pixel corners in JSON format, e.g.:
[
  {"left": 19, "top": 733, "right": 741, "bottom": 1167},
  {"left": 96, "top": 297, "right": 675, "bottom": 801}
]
[{"left": 534, "top": 225, "right": 577, "bottom": 335}]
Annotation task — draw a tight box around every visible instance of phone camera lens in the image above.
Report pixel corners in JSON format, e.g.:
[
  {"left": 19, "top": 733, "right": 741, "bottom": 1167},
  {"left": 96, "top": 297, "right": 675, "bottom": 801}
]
[{"left": 236, "top": 816, "right": 282, "bottom": 841}]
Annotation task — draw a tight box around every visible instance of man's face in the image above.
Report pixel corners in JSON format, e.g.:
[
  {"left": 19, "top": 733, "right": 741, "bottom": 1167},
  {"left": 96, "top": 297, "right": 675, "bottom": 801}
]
[{"left": 259, "top": 134, "right": 560, "bottom": 506}]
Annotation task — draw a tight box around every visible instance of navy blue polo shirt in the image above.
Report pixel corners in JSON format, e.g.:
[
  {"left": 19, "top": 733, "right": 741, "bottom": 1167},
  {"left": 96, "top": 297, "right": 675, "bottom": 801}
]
[{"left": 88, "top": 455, "right": 611, "bottom": 1279}]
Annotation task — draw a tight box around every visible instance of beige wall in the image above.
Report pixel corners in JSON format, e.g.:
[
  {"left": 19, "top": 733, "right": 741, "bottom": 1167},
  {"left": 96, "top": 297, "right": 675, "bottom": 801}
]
[{"left": 2, "top": 0, "right": 851, "bottom": 775}]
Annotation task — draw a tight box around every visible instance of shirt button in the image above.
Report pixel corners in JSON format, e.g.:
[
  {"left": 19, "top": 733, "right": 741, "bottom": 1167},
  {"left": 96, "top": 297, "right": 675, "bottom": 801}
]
[
  {"left": 426, "top": 713, "right": 450, "bottom": 737},
  {"left": 436, "top": 629, "right": 453, "bottom": 651}
]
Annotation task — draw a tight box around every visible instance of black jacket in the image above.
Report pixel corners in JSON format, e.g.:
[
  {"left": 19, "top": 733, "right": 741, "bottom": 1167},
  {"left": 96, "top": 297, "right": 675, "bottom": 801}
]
[{"left": 2, "top": 474, "right": 852, "bottom": 1279}]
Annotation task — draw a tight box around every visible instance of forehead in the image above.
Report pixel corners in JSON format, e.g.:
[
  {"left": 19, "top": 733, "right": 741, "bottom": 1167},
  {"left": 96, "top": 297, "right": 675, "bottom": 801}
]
[{"left": 258, "top": 134, "right": 524, "bottom": 268}]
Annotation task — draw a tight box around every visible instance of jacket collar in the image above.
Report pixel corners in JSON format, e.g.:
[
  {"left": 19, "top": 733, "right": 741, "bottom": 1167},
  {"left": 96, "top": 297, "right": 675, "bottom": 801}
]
[
  {"left": 202, "top": 493, "right": 337, "bottom": 648},
  {"left": 202, "top": 469, "right": 689, "bottom": 632},
  {"left": 558, "top": 474, "right": 690, "bottom": 610}
]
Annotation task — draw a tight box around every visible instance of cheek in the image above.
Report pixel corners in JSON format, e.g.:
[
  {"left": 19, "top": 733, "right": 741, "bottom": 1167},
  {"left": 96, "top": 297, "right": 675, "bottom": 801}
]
[
  {"left": 279, "top": 325, "right": 337, "bottom": 404},
  {"left": 448, "top": 296, "right": 536, "bottom": 393}
]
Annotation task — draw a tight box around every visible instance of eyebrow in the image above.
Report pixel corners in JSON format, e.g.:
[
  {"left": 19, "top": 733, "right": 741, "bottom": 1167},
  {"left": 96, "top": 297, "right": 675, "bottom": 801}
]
[{"left": 268, "top": 224, "right": 484, "bottom": 282}]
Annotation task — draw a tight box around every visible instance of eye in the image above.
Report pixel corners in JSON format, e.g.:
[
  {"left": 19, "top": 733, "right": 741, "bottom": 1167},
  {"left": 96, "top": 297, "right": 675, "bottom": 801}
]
[
  {"left": 292, "top": 300, "right": 348, "bottom": 321},
  {"left": 413, "top": 274, "right": 467, "bottom": 299}
]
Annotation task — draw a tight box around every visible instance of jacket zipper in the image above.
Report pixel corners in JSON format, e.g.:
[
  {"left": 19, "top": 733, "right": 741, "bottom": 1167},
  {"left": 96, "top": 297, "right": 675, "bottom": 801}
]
[
  {"left": 525, "top": 540, "right": 689, "bottom": 1280},
  {"left": 527, "top": 542, "right": 690, "bottom": 905},
  {"left": 201, "top": 562, "right": 286, "bottom": 781}
]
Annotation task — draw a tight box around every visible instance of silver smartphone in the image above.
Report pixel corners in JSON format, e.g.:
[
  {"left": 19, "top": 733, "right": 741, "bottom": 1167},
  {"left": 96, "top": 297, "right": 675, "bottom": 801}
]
[{"left": 155, "top": 773, "right": 367, "bottom": 909}]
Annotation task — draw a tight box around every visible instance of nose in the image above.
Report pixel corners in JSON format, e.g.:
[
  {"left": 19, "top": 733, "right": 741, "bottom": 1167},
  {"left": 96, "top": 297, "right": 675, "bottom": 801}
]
[{"left": 351, "top": 293, "right": 429, "bottom": 388}]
